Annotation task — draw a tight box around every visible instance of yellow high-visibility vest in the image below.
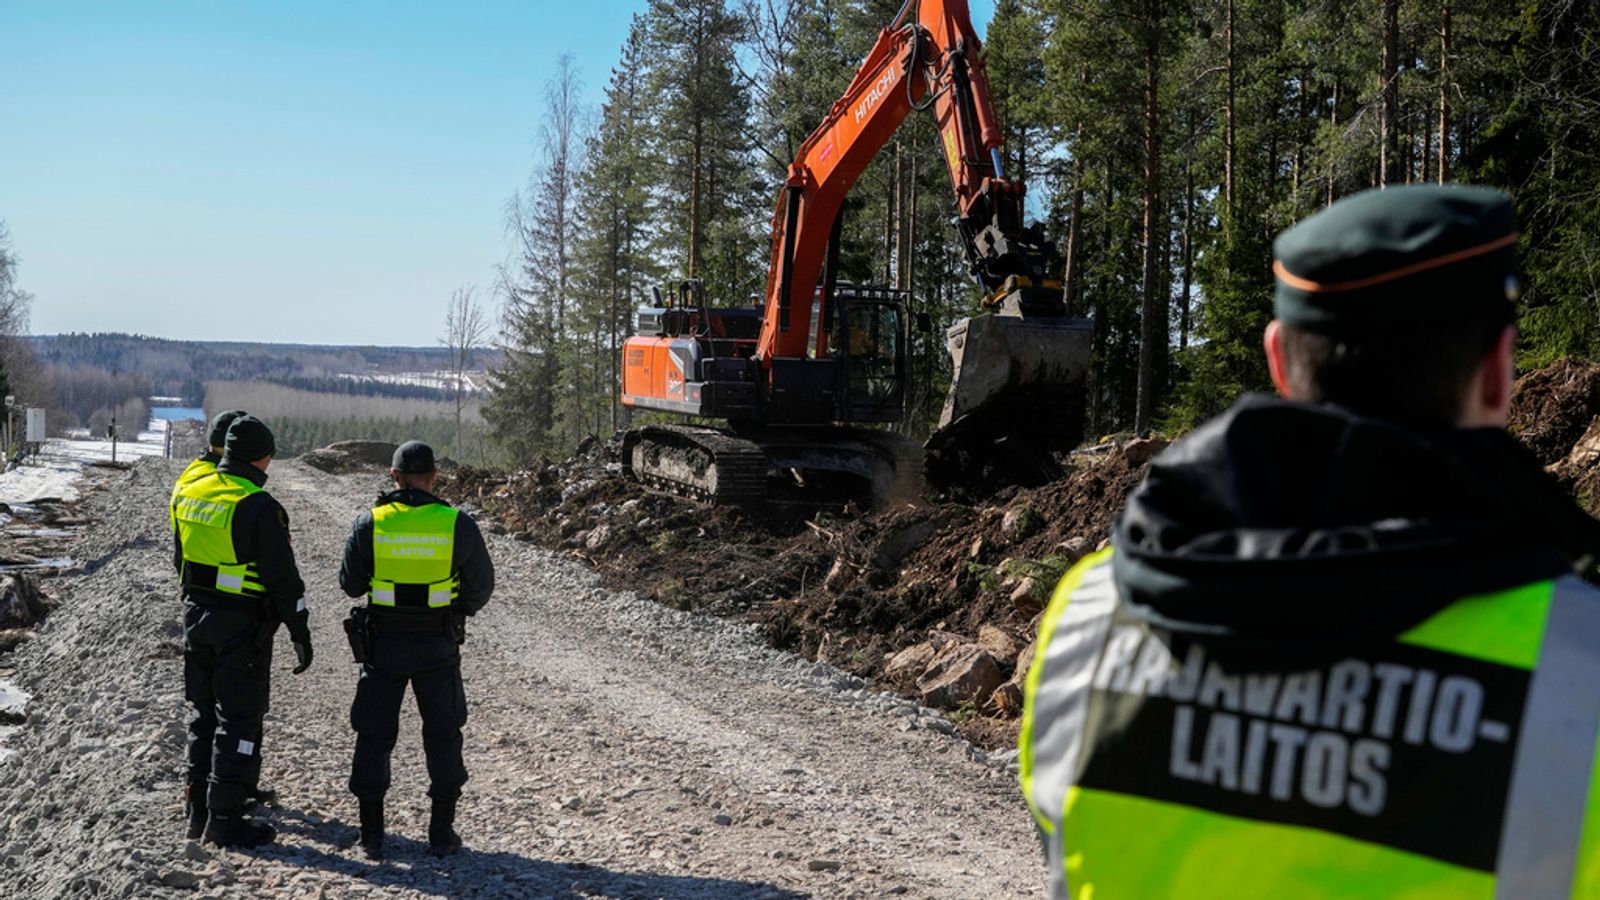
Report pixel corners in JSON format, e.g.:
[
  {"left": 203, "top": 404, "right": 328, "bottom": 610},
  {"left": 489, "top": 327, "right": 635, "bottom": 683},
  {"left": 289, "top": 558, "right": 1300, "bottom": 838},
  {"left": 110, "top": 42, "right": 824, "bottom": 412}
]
[
  {"left": 174, "top": 471, "right": 265, "bottom": 598},
  {"left": 169, "top": 456, "right": 217, "bottom": 531},
  {"left": 369, "top": 501, "right": 459, "bottom": 609},
  {"left": 1021, "top": 549, "right": 1600, "bottom": 899}
]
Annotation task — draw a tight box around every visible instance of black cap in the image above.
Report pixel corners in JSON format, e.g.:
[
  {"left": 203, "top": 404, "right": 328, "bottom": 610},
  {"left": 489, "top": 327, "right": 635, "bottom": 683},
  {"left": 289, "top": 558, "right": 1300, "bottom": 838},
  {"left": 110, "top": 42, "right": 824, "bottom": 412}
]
[
  {"left": 223, "top": 415, "right": 276, "bottom": 463},
  {"left": 392, "top": 440, "right": 436, "bottom": 474},
  {"left": 207, "top": 409, "right": 247, "bottom": 450},
  {"left": 1273, "top": 183, "right": 1522, "bottom": 337}
]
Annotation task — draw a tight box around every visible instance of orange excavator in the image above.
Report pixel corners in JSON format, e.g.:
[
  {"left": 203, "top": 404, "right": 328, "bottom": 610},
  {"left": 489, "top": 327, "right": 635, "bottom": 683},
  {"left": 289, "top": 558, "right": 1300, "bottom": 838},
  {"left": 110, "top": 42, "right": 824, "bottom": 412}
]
[{"left": 620, "top": 0, "right": 1092, "bottom": 503}]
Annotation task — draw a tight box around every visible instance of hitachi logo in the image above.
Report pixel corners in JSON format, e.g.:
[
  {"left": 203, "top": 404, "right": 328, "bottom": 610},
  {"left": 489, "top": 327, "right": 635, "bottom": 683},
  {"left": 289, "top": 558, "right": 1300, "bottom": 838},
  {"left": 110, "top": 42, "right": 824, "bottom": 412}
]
[{"left": 853, "top": 67, "right": 897, "bottom": 124}]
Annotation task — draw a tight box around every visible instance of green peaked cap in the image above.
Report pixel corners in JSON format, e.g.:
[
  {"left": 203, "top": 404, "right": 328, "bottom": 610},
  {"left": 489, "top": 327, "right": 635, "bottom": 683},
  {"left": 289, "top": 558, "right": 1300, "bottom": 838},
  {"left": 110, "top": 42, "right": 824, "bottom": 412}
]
[{"left": 1272, "top": 183, "right": 1522, "bottom": 336}]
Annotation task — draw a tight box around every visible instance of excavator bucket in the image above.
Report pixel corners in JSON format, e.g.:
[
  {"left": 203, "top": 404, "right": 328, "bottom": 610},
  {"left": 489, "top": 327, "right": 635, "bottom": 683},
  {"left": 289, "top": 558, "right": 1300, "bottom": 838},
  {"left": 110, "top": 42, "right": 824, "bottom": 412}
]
[{"left": 925, "top": 311, "right": 1093, "bottom": 492}]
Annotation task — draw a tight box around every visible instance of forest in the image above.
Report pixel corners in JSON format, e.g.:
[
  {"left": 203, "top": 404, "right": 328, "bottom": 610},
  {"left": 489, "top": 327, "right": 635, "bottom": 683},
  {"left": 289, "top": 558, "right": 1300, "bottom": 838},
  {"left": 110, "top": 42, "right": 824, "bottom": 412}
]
[{"left": 486, "top": 0, "right": 1600, "bottom": 458}]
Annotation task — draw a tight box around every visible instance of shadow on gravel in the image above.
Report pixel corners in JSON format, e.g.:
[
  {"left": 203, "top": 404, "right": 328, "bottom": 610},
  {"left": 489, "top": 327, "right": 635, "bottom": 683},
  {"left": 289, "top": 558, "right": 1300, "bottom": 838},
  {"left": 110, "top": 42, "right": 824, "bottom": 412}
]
[{"left": 265, "top": 809, "right": 808, "bottom": 899}]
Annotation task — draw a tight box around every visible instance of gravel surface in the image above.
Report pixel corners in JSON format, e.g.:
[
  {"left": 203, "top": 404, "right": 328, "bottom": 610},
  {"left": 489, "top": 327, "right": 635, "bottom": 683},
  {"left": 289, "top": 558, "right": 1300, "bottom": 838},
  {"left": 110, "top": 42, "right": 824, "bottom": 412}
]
[{"left": 0, "top": 458, "right": 1042, "bottom": 898}]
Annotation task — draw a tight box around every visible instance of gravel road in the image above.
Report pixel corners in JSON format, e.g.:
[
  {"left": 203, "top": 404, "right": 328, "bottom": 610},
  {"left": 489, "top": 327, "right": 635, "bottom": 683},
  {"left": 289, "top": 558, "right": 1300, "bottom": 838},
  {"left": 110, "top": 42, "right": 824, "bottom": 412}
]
[{"left": 0, "top": 459, "right": 1043, "bottom": 898}]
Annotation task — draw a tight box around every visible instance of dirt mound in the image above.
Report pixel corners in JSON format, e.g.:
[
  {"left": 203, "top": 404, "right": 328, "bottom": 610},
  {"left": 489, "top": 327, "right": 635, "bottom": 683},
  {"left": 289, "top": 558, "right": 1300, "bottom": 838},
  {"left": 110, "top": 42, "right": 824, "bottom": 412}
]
[
  {"left": 1508, "top": 357, "right": 1600, "bottom": 466},
  {"left": 1509, "top": 357, "right": 1600, "bottom": 516},
  {"left": 298, "top": 439, "right": 400, "bottom": 473},
  {"left": 438, "top": 358, "right": 1600, "bottom": 751},
  {"left": 439, "top": 434, "right": 1159, "bottom": 749}
]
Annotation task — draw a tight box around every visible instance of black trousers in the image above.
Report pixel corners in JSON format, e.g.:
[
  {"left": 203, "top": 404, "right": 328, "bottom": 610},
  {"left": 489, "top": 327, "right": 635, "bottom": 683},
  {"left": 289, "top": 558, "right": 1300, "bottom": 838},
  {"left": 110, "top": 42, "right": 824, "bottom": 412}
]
[
  {"left": 183, "top": 600, "right": 273, "bottom": 813},
  {"left": 348, "top": 631, "right": 468, "bottom": 801}
]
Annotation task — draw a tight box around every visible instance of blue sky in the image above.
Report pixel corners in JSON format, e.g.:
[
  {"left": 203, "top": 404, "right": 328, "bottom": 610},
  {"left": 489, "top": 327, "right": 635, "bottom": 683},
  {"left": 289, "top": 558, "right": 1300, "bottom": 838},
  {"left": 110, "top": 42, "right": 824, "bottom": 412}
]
[{"left": 3, "top": 1, "right": 995, "bottom": 346}]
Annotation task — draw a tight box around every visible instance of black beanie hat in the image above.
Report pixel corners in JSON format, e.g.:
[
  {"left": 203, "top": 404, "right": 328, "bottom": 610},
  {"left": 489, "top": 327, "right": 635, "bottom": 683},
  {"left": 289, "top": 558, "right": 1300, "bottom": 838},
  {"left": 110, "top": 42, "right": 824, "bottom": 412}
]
[
  {"left": 207, "top": 409, "right": 248, "bottom": 450},
  {"left": 223, "top": 415, "right": 276, "bottom": 463},
  {"left": 392, "top": 440, "right": 436, "bottom": 474}
]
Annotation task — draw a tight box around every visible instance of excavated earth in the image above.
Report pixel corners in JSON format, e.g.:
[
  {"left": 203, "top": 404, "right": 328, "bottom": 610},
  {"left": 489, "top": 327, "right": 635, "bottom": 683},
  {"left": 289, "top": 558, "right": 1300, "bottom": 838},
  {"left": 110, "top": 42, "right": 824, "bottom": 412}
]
[
  {"left": 445, "top": 357, "right": 1600, "bottom": 751},
  {"left": 0, "top": 458, "right": 1040, "bottom": 899}
]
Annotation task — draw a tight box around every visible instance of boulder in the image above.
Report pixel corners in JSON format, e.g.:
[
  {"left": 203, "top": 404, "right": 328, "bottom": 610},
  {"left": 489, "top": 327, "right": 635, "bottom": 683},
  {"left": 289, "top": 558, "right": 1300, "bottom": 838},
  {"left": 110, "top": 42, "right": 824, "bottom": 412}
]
[
  {"left": 1054, "top": 536, "right": 1093, "bottom": 564},
  {"left": 1001, "top": 506, "right": 1041, "bottom": 541},
  {"left": 916, "top": 643, "right": 1004, "bottom": 710},
  {"left": 977, "top": 624, "right": 1018, "bottom": 661},
  {"left": 1009, "top": 577, "right": 1043, "bottom": 616},
  {"left": 988, "top": 681, "right": 1024, "bottom": 716},
  {"left": 883, "top": 642, "right": 937, "bottom": 683},
  {"left": 584, "top": 524, "right": 613, "bottom": 551},
  {"left": 1122, "top": 437, "right": 1171, "bottom": 467}
]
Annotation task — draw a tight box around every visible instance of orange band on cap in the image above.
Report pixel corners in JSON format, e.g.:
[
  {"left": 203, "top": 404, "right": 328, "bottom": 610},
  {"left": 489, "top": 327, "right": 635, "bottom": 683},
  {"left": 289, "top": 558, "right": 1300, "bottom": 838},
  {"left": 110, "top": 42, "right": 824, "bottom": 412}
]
[{"left": 1275, "top": 232, "right": 1520, "bottom": 294}]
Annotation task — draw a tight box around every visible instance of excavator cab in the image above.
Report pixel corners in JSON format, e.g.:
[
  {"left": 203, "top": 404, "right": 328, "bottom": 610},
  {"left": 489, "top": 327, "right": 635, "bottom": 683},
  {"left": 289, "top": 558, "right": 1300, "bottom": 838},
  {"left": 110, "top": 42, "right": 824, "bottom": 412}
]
[{"left": 832, "top": 286, "right": 907, "bottom": 424}]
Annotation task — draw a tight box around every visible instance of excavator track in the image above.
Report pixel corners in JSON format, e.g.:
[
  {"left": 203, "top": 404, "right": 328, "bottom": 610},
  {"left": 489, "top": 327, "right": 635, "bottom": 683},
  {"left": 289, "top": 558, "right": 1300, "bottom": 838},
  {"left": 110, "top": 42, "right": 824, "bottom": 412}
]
[{"left": 622, "top": 425, "right": 768, "bottom": 504}]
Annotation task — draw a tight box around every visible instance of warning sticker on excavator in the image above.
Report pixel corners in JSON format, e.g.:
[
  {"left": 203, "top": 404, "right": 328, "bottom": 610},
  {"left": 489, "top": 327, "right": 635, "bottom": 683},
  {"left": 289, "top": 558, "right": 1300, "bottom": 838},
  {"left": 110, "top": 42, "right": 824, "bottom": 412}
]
[{"left": 942, "top": 129, "right": 960, "bottom": 177}]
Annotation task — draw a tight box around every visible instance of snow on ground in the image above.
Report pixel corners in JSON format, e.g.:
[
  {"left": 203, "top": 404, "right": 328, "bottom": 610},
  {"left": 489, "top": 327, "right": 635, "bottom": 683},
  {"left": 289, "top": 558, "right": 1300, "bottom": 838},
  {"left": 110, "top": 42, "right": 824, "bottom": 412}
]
[{"left": 0, "top": 418, "right": 170, "bottom": 504}]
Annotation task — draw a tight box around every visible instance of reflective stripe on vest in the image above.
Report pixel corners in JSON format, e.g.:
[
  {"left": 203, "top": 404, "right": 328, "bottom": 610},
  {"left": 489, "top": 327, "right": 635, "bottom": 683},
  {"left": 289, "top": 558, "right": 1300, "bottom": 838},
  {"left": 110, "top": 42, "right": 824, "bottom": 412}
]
[
  {"left": 170, "top": 456, "right": 217, "bottom": 532},
  {"left": 174, "top": 471, "right": 265, "bottom": 599},
  {"left": 1020, "top": 553, "right": 1600, "bottom": 899},
  {"left": 369, "top": 501, "right": 459, "bottom": 608}
]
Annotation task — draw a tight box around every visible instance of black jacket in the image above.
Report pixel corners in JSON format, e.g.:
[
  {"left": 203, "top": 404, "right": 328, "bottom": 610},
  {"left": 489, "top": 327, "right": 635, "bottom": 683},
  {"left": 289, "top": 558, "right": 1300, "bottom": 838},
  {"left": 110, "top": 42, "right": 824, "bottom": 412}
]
[
  {"left": 1112, "top": 394, "right": 1600, "bottom": 655},
  {"left": 339, "top": 488, "right": 495, "bottom": 616},
  {"left": 174, "top": 458, "right": 310, "bottom": 643}
]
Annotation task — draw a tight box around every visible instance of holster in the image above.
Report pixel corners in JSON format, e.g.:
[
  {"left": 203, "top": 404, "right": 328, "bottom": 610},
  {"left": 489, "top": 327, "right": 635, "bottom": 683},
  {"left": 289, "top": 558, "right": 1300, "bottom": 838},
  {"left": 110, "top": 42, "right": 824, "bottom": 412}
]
[
  {"left": 344, "top": 606, "right": 371, "bottom": 664},
  {"left": 445, "top": 611, "right": 466, "bottom": 646}
]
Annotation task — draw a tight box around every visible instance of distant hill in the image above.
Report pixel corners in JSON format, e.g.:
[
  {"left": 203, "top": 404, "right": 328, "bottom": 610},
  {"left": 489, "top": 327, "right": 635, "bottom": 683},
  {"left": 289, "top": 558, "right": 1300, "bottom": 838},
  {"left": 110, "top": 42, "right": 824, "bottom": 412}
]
[{"left": 28, "top": 333, "right": 502, "bottom": 402}]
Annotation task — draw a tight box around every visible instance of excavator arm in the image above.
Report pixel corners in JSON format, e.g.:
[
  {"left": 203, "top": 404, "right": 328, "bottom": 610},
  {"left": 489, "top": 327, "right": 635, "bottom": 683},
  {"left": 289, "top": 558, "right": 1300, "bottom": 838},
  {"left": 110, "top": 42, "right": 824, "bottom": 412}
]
[{"left": 755, "top": 0, "right": 1064, "bottom": 367}]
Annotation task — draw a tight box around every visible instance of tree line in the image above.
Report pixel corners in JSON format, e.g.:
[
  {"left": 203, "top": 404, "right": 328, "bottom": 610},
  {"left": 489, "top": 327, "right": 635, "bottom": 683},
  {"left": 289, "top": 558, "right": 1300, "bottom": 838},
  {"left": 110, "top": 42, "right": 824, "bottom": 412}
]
[{"left": 485, "top": 0, "right": 1600, "bottom": 460}]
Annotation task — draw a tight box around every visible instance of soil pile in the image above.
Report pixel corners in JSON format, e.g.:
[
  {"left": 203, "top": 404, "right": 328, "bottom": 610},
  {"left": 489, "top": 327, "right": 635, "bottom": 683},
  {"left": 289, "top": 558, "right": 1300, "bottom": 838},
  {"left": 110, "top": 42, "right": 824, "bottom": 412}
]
[
  {"left": 1509, "top": 356, "right": 1600, "bottom": 515},
  {"left": 297, "top": 439, "right": 399, "bottom": 473},
  {"left": 441, "top": 435, "right": 1163, "bottom": 748}
]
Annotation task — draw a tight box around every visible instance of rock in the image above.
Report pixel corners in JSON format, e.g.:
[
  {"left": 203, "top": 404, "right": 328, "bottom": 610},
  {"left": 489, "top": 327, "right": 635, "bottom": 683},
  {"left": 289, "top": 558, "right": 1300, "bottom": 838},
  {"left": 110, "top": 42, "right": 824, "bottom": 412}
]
[
  {"left": 1009, "top": 577, "right": 1043, "bottom": 616},
  {"left": 987, "top": 681, "right": 1024, "bottom": 715},
  {"left": 1122, "top": 437, "right": 1170, "bottom": 467},
  {"left": 916, "top": 643, "right": 1004, "bottom": 710},
  {"left": 1054, "top": 536, "right": 1093, "bottom": 564},
  {"left": 968, "top": 537, "right": 986, "bottom": 560},
  {"left": 977, "top": 625, "right": 1018, "bottom": 661},
  {"left": 182, "top": 840, "right": 210, "bottom": 863},
  {"left": 1013, "top": 637, "right": 1038, "bottom": 685},
  {"left": 1000, "top": 506, "right": 1041, "bottom": 541},
  {"left": 872, "top": 520, "right": 935, "bottom": 572},
  {"left": 584, "top": 524, "right": 613, "bottom": 551},
  {"left": 806, "top": 859, "right": 843, "bottom": 872},
  {"left": 713, "top": 814, "right": 733, "bottom": 827},
  {"left": 560, "top": 795, "right": 583, "bottom": 810},
  {"left": 160, "top": 870, "right": 200, "bottom": 889},
  {"left": 882, "top": 643, "right": 937, "bottom": 683}
]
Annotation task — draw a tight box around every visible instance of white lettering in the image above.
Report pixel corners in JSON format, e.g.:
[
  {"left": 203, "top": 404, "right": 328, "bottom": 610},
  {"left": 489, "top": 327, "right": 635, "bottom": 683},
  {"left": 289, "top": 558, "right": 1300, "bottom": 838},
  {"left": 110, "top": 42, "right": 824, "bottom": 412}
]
[
  {"left": 1348, "top": 739, "right": 1390, "bottom": 815},
  {"left": 1274, "top": 672, "right": 1322, "bottom": 725},
  {"left": 1300, "top": 733, "right": 1348, "bottom": 808},
  {"left": 1321, "top": 660, "right": 1371, "bottom": 732},
  {"left": 1198, "top": 663, "right": 1242, "bottom": 711},
  {"left": 1404, "top": 670, "right": 1438, "bottom": 745},
  {"left": 1430, "top": 677, "right": 1484, "bottom": 752},
  {"left": 1200, "top": 713, "right": 1242, "bottom": 789},
  {"left": 1170, "top": 706, "right": 1202, "bottom": 780},
  {"left": 1369, "top": 663, "right": 1413, "bottom": 738}
]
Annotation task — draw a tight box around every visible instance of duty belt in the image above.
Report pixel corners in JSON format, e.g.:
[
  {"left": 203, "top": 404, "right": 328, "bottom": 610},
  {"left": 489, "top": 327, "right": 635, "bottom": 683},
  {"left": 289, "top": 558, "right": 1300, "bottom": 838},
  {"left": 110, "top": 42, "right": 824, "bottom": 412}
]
[
  {"left": 366, "top": 607, "right": 452, "bottom": 634},
  {"left": 181, "top": 561, "right": 266, "bottom": 599}
]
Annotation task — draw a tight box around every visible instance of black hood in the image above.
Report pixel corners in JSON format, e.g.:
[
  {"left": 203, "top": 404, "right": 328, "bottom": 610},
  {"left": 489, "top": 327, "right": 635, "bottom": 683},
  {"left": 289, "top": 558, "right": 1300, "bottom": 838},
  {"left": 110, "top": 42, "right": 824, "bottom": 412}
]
[{"left": 1112, "top": 395, "right": 1600, "bottom": 652}]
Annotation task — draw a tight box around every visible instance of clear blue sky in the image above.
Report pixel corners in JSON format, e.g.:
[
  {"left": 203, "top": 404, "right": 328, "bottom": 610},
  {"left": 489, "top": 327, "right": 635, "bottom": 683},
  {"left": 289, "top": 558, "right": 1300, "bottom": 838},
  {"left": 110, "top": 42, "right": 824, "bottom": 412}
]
[{"left": 3, "top": 1, "right": 994, "bottom": 346}]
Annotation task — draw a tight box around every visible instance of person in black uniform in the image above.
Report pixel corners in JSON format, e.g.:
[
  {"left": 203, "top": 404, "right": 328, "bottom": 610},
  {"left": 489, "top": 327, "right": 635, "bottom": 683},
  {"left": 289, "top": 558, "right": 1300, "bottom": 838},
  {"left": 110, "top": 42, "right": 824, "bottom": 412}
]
[
  {"left": 339, "top": 440, "right": 494, "bottom": 859},
  {"left": 175, "top": 415, "right": 313, "bottom": 848}
]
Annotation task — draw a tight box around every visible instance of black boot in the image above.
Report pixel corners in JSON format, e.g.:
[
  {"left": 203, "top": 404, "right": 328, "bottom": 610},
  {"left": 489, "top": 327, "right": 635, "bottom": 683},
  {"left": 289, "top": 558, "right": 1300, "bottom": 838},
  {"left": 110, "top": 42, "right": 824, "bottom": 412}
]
[
  {"left": 202, "top": 811, "right": 276, "bottom": 848},
  {"left": 242, "top": 784, "right": 277, "bottom": 813},
  {"left": 358, "top": 798, "right": 385, "bottom": 860},
  {"left": 427, "top": 796, "right": 462, "bottom": 857},
  {"left": 184, "top": 783, "right": 208, "bottom": 841}
]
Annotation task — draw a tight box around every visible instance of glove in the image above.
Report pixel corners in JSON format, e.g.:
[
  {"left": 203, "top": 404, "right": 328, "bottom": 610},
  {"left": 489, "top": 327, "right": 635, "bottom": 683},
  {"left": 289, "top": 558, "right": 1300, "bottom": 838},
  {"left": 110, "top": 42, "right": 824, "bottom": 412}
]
[{"left": 292, "top": 640, "right": 313, "bottom": 674}]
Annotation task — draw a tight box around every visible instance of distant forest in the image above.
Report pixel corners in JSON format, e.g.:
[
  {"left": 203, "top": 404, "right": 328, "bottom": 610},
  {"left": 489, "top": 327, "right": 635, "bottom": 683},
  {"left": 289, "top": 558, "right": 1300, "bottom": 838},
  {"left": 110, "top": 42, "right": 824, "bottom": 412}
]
[{"left": 29, "top": 333, "right": 501, "bottom": 404}]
